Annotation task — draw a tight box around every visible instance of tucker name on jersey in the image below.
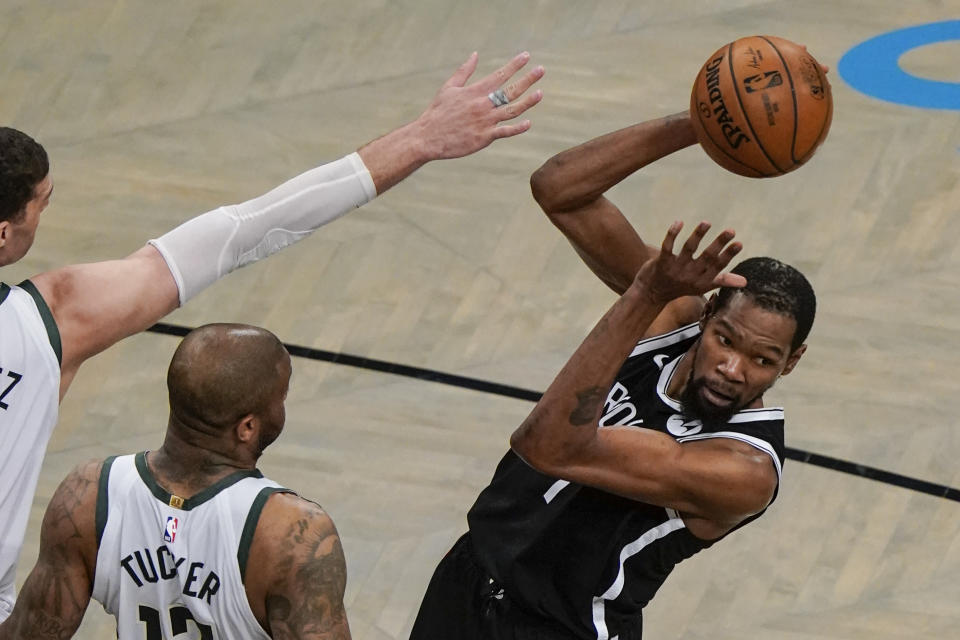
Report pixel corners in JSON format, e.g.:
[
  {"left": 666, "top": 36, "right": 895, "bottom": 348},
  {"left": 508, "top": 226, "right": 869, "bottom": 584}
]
[{"left": 119, "top": 544, "right": 221, "bottom": 604}]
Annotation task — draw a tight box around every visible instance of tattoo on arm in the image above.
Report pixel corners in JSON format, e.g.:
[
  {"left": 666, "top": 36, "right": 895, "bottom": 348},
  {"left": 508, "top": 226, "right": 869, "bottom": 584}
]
[
  {"left": 267, "top": 508, "right": 350, "bottom": 640},
  {"left": 569, "top": 385, "right": 606, "bottom": 426},
  {"left": 0, "top": 462, "right": 99, "bottom": 640}
]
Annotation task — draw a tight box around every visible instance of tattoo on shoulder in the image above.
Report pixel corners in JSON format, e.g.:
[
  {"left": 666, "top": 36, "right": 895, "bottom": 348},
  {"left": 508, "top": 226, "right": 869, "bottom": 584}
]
[
  {"left": 569, "top": 385, "right": 606, "bottom": 426},
  {"left": 267, "top": 506, "right": 349, "bottom": 640}
]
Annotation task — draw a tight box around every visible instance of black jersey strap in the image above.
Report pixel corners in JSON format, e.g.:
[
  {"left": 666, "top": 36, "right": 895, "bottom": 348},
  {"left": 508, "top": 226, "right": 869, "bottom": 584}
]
[
  {"left": 238, "top": 487, "right": 293, "bottom": 583},
  {"left": 95, "top": 456, "right": 118, "bottom": 547},
  {"left": 17, "top": 279, "right": 62, "bottom": 366},
  {"left": 0, "top": 283, "right": 10, "bottom": 306}
]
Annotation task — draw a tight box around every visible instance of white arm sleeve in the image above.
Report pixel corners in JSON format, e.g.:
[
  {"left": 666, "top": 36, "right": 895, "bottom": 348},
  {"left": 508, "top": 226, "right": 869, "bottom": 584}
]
[{"left": 148, "top": 152, "right": 377, "bottom": 304}]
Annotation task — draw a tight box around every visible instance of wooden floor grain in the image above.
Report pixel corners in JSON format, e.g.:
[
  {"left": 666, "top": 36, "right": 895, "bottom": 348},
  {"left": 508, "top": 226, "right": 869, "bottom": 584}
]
[{"left": 3, "top": 2, "right": 960, "bottom": 638}]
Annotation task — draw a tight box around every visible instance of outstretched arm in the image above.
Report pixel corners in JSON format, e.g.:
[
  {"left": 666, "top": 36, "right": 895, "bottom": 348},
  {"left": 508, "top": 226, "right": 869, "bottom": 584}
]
[
  {"left": 510, "top": 223, "right": 775, "bottom": 533},
  {"left": 245, "top": 493, "right": 351, "bottom": 640},
  {"left": 530, "top": 112, "right": 702, "bottom": 331},
  {"left": 0, "top": 460, "right": 100, "bottom": 640},
  {"left": 32, "top": 52, "right": 544, "bottom": 397}
]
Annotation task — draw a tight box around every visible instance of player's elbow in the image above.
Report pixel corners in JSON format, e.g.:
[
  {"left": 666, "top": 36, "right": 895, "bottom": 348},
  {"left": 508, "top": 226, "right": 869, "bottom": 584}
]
[
  {"left": 714, "top": 465, "right": 778, "bottom": 522},
  {"left": 510, "top": 419, "right": 578, "bottom": 475},
  {"left": 509, "top": 423, "right": 543, "bottom": 468},
  {"left": 530, "top": 158, "right": 569, "bottom": 215}
]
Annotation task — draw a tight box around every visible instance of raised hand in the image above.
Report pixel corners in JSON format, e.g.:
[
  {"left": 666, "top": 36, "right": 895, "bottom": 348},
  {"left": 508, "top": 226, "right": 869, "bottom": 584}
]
[
  {"left": 416, "top": 51, "right": 545, "bottom": 160},
  {"left": 634, "top": 221, "right": 746, "bottom": 304}
]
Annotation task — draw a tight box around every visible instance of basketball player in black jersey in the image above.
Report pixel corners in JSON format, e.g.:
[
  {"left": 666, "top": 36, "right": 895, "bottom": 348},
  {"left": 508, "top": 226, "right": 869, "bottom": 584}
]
[{"left": 410, "top": 112, "right": 815, "bottom": 640}]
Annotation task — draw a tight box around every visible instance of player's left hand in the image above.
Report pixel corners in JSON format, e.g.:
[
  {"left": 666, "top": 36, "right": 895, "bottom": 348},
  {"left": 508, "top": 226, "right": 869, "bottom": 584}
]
[
  {"left": 415, "top": 51, "right": 545, "bottom": 160},
  {"left": 633, "top": 221, "right": 746, "bottom": 304}
]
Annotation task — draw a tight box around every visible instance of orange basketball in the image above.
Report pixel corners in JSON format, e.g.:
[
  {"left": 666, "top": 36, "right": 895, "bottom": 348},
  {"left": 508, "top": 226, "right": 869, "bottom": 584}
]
[{"left": 690, "top": 35, "right": 832, "bottom": 178}]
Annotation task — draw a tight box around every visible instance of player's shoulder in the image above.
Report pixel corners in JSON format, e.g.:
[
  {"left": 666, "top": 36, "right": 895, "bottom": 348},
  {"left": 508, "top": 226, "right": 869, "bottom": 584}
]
[
  {"left": 41, "top": 458, "right": 106, "bottom": 549},
  {"left": 55, "top": 457, "right": 108, "bottom": 510},
  {"left": 245, "top": 491, "right": 345, "bottom": 600},
  {"left": 65, "top": 457, "right": 108, "bottom": 490},
  {"left": 639, "top": 295, "right": 705, "bottom": 340},
  {"left": 254, "top": 492, "right": 341, "bottom": 553}
]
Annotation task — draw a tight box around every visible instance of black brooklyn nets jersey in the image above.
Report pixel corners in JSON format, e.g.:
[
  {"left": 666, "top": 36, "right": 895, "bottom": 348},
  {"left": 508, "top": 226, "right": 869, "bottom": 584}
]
[{"left": 468, "top": 323, "right": 786, "bottom": 640}]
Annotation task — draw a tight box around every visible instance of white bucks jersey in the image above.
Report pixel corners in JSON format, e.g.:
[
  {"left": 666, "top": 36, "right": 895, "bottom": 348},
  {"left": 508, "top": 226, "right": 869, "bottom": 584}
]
[
  {"left": 0, "top": 281, "right": 61, "bottom": 620},
  {"left": 93, "top": 453, "right": 289, "bottom": 640}
]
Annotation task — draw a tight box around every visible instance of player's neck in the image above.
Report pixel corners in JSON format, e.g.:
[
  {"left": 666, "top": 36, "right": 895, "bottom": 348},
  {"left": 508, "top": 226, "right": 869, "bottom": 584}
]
[{"left": 149, "top": 426, "right": 257, "bottom": 496}]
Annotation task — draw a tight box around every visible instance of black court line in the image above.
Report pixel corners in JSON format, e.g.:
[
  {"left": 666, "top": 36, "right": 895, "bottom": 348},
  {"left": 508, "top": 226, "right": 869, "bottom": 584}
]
[{"left": 148, "top": 321, "right": 960, "bottom": 503}]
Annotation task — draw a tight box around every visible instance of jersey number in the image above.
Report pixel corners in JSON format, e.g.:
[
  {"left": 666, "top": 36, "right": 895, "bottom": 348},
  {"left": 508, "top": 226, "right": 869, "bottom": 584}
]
[
  {"left": 0, "top": 369, "right": 22, "bottom": 410},
  {"left": 139, "top": 605, "right": 215, "bottom": 640}
]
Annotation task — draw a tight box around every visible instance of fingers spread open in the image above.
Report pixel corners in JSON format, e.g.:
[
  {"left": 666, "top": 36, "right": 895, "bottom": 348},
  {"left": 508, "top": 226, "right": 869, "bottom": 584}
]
[
  {"left": 503, "top": 65, "right": 545, "bottom": 102},
  {"left": 713, "top": 271, "right": 747, "bottom": 289},
  {"left": 477, "top": 51, "right": 531, "bottom": 92},
  {"left": 491, "top": 119, "right": 533, "bottom": 140},
  {"left": 716, "top": 240, "right": 743, "bottom": 268},
  {"left": 678, "top": 221, "right": 711, "bottom": 259},
  {"left": 496, "top": 89, "right": 543, "bottom": 121},
  {"left": 445, "top": 51, "right": 479, "bottom": 89},
  {"left": 698, "top": 229, "right": 736, "bottom": 262},
  {"left": 660, "top": 220, "right": 684, "bottom": 255}
]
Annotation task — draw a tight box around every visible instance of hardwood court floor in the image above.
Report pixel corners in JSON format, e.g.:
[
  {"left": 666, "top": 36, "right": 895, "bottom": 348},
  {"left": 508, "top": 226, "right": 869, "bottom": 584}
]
[{"left": 3, "top": 1, "right": 960, "bottom": 638}]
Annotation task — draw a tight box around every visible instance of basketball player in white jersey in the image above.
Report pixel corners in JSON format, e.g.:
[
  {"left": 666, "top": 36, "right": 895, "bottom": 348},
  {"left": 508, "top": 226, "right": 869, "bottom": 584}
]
[
  {"left": 0, "top": 323, "right": 362, "bottom": 639},
  {"left": 0, "top": 51, "right": 544, "bottom": 621}
]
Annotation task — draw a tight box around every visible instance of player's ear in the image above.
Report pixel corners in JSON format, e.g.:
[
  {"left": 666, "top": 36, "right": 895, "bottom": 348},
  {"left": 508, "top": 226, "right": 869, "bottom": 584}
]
[
  {"left": 235, "top": 415, "right": 258, "bottom": 444},
  {"left": 780, "top": 344, "right": 806, "bottom": 376},
  {"left": 0, "top": 220, "right": 9, "bottom": 247}
]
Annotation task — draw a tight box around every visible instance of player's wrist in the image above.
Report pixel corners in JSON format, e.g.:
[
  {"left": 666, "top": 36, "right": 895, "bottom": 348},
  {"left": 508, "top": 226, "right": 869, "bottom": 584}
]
[
  {"left": 358, "top": 119, "right": 433, "bottom": 192},
  {"left": 623, "top": 278, "right": 671, "bottom": 312}
]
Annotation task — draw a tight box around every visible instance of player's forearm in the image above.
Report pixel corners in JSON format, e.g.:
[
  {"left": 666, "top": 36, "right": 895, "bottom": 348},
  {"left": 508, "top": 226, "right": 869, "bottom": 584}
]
[
  {"left": 0, "top": 606, "right": 80, "bottom": 640},
  {"left": 357, "top": 119, "right": 432, "bottom": 195},
  {"left": 510, "top": 284, "right": 665, "bottom": 469},
  {"left": 149, "top": 152, "right": 377, "bottom": 305},
  {"left": 530, "top": 111, "right": 696, "bottom": 214}
]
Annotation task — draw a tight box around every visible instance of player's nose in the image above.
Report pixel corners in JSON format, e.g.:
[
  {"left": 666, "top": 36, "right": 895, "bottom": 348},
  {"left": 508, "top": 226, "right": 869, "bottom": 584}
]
[{"left": 717, "top": 353, "right": 745, "bottom": 382}]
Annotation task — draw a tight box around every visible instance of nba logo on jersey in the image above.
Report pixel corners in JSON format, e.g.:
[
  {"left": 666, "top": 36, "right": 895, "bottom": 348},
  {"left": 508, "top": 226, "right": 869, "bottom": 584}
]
[{"left": 163, "top": 516, "right": 178, "bottom": 543}]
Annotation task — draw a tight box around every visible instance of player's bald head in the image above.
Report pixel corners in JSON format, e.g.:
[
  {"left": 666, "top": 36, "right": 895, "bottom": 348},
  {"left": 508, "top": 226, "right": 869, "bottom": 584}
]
[{"left": 167, "top": 323, "right": 291, "bottom": 433}]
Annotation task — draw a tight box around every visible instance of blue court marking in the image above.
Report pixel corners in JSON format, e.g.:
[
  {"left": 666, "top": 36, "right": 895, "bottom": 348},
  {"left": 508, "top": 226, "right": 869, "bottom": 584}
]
[{"left": 838, "top": 20, "right": 960, "bottom": 110}]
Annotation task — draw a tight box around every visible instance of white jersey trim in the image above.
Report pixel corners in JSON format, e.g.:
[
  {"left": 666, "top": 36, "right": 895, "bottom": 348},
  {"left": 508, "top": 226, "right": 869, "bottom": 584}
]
[
  {"left": 543, "top": 479, "right": 570, "bottom": 504},
  {"left": 628, "top": 323, "right": 700, "bottom": 359},
  {"left": 676, "top": 431, "right": 782, "bottom": 480},
  {"left": 728, "top": 408, "right": 784, "bottom": 422},
  {"left": 591, "top": 508, "right": 686, "bottom": 640},
  {"left": 655, "top": 354, "right": 685, "bottom": 411}
]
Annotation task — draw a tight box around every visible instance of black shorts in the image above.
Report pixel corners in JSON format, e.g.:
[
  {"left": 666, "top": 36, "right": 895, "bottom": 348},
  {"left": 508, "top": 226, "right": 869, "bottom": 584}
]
[{"left": 410, "top": 532, "right": 642, "bottom": 640}]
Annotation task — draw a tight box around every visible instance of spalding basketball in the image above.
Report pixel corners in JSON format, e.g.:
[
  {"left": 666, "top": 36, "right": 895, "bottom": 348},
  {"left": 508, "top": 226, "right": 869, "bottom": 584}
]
[{"left": 690, "top": 35, "right": 832, "bottom": 178}]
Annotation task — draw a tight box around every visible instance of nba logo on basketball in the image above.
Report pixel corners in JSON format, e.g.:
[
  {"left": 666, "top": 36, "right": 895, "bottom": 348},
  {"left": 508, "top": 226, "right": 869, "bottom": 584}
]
[{"left": 163, "top": 516, "right": 178, "bottom": 543}]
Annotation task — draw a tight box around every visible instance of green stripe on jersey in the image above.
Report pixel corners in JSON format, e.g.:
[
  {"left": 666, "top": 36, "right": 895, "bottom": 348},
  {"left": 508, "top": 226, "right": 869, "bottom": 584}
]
[
  {"left": 95, "top": 456, "right": 118, "bottom": 547},
  {"left": 17, "top": 280, "right": 62, "bottom": 365},
  {"left": 238, "top": 487, "right": 292, "bottom": 583},
  {"left": 134, "top": 452, "right": 264, "bottom": 511}
]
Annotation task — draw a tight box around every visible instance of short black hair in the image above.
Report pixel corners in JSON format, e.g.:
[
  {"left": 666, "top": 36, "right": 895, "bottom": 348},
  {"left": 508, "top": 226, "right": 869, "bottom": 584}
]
[
  {"left": 712, "top": 257, "right": 816, "bottom": 352},
  {"left": 0, "top": 127, "right": 49, "bottom": 223}
]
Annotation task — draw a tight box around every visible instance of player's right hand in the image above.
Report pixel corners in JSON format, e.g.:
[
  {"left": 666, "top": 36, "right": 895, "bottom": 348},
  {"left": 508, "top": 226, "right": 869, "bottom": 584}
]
[
  {"left": 632, "top": 221, "right": 746, "bottom": 304},
  {"left": 415, "top": 51, "right": 545, "bottom": 160}
]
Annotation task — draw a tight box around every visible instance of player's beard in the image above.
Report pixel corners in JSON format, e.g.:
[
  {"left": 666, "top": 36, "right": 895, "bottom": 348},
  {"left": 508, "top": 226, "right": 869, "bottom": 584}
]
[{"left": 679, "top": 343, "right": 762, "bottom": 427}]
